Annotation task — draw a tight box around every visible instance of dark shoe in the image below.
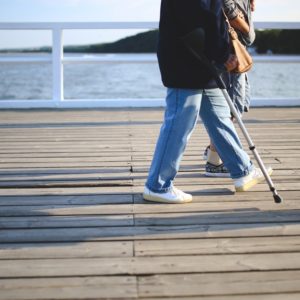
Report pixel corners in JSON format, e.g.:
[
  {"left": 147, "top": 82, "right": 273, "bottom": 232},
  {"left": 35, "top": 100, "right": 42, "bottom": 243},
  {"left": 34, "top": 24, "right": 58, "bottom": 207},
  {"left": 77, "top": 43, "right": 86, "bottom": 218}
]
[
  {"left": 203, "top": 145, "right": 210, "bottom": 160},
  {"left": 244, "top": 106, "right": 249, "bottom": 112},
  {"left": 205, "top": 162, "right": 231, "bottom": 178}
]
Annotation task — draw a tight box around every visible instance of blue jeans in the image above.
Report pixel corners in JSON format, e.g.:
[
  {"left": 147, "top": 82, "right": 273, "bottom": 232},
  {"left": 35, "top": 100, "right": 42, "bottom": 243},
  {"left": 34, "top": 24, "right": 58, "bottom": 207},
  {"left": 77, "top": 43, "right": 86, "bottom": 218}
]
[
  {"left": 146, "top": 88, "right": 253, "bottom": 193},
  {"left": 229, "top": 72, "right": 251, "bottom": 116}
]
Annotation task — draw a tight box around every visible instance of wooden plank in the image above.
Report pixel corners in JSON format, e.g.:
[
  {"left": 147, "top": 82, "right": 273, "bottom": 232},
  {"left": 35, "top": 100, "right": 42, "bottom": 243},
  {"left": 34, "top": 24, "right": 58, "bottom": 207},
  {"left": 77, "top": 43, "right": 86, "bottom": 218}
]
[
  {"left": 135, "top": 236, "right": 300, "bottom": 256},
  {"left": 133, "top": 192, "right": 300, "bottom": 205},
  {"left": 134, "top": 211, "right": 300, "bottom": 226},
  {"left": 0, "top": 179, "right": 133, "bottom": 188},
  {"left": 0, "top": 241, "right": 133, "bottom": 259},
  {"left": 0, "top": 148, "right": 132, "bottom": 154},
  {"left": 3, "top": 145, "right": 295, "bottom": 153},
  {"left": 1, "top": 132, "right": 299, "bottom": 139},
  {"left": 0, "top": 276, "right": 137, "bottom": 300},
  {"left": 138, "top": 271, "right": 300, "bottom": 297},
  {"left": 0, "top": 215, "right": 133, "bottom": 229},
  {"left": 132, "top": 155, "right": 300, "bottom": 163},
  {"left": 132, "top": 162, "right": 300, "bottom": 171},
  {"left": 0, "top": 152, "right": 133, "bottom": 158},
  {"left": 0, "top": 120, "right": 284, "bottom": 130},
  {"left": 135, "top": 178, "right": 300, "bottom": 191},
  {"left": 133, "top": 201, "right": 300, "bottom": 214},
  {"left": 0, "top": 161, "right": 131, "bottom": 168},
  {"left": 0, "top": 204, "right": 134, "bottom": 216},
  {"left": 1, "top": 198, "right": 299, "bottom": 214},
  {"left": 132, "top": 170, "right": 300, "bottom": 183},
  {"left": 132, "top": 182, "right": 300, "bottom": 194},
  {"left": 1, "top": 223, "right": 300, "bottom": 243},
  {"left": 0, "top": 156, "right": 132, "bottom": 163},
  {"left": 0, "top": 135, "right": 134, "bottom": 140},
  {"left": 134, "top": 153, "right": 300, "bottom": 160},
  {"left": 133, "top": 178, "right": 300, "bottom": 189},
  {"left": 131, "top": 158, "right": 281, "bottom": 166},
  {"left": 0, "top": 167, "right": 131, "bottom": 176},
  {"left": 181, "top": 182, "right": 300, "bottom": 192},
  {"left": 0, "top": 186, "right": 134, "bottom": 196},
  {"left": 133, "top": 184, "right": 236, "bottom": 195},
  {"left": 0, "top": 172, "right": 132, "bottom": 181},
  {"left": 1, "top": 134, "right": 298, "bottom": 141},
  {"left": 0, "top": 194, "right": 133, "bottom": 206},
  {"left": 1, "top": 253, "right": 300, "bottom": 277},
  {"left": 0, "top": 142, "right": 135, "bottom": 147},
  {"left": 142, "top": 295, "right": 300, "bottom": 300}
]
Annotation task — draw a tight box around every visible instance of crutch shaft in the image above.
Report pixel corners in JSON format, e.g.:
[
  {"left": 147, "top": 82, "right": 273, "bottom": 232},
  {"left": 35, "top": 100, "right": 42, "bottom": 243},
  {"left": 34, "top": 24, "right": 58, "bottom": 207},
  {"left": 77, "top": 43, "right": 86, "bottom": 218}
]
[
  {"left": 220, "top": 88, "right": 281, "bottom": 201},
  {"left": 181, "top": 27, "right": 283, "bottom": 203}
]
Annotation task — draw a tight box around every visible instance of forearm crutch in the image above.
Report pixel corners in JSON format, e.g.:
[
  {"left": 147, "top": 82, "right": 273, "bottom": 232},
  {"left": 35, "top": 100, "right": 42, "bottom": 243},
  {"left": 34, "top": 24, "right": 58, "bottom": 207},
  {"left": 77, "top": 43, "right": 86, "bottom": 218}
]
[{"left": 182, "top": 28, "right": 283, "bottom": 203}]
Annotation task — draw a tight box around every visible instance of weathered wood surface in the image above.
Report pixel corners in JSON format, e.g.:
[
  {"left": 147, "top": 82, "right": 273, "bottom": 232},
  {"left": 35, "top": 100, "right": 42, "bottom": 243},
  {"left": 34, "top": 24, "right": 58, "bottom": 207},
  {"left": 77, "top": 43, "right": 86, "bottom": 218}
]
[{"left": 0, "top": 107, "right": 300, "bottom": 299}]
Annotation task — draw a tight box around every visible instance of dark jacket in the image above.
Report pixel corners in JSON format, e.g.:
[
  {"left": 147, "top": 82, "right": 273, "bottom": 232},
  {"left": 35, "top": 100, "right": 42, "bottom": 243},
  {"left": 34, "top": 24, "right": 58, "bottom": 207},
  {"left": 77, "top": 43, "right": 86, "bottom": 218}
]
[{"left": 157, "top": 0, "right": 231, "bottom": 89}]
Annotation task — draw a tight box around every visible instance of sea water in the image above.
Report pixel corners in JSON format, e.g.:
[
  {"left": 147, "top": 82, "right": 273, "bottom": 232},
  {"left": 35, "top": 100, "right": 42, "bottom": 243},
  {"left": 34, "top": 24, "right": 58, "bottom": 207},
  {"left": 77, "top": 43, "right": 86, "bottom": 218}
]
[{"left": 0, "top": 53, "right": 299, "bottom": 101}]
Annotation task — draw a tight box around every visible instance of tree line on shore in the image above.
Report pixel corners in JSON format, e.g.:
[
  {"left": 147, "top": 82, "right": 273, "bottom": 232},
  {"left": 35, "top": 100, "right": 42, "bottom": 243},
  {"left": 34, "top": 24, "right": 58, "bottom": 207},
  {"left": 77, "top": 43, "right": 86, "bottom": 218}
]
[
  {"left": 1, "top": 29, "right": 300, "bottom": 54},
  {"left": 64, "top": 29, "right": 300, "bottom": 55}
]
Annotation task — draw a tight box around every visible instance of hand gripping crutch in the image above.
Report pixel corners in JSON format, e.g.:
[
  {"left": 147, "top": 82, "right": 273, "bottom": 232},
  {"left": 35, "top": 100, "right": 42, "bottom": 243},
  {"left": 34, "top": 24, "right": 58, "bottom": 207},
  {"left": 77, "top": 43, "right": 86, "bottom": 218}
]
[{"left": 182, "top": 28, "right": 283, "bottom": 203}]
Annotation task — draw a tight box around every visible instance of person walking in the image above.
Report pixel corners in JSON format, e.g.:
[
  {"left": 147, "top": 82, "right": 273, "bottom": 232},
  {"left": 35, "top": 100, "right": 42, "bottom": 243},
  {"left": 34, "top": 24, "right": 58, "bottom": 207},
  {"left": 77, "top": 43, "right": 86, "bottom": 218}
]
[
  {"left": 143, "top": 0, "right": 271, "bottom": 204},
  {"left": 204, "top": 0, "right": 256, "bottom": 177}
]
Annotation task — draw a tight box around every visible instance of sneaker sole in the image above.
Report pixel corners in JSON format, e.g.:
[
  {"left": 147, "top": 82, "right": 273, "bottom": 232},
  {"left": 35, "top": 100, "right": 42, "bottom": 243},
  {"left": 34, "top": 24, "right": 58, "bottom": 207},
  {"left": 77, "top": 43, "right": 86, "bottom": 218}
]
[
  {"left": 143, "top": 193, "right": 192, "bottom": 204},
  {"left": 205, "top": 172, "right": 231, "bottom": 178},
  {"left": 235, "top": 168, "right": 273, "bottom": 192}
]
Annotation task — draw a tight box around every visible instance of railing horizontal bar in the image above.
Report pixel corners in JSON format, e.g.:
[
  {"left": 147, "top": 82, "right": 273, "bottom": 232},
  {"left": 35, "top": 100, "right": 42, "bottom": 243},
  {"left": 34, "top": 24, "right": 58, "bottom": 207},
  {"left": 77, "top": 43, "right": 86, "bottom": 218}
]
[
  {"left": 63, "top": 55, "right": 157, "bottom": 64},
  {"left": 0, "top": 56, "right": 52, "bottom": 63},
  {"left": 251, "top": 98, "right": 300, "bottom": 107},
  {"left": 1, "top": 98, "right": 300, "bottom": 109},
  {"left": 253, "top": 56, "right": 300, "bottom": 63},
  {"left": 63, "top": 55, "right": 300, "bottom": 64},
  {"left": 1, "top": 55, "right": 300, "bottom": 64},
  {"left": 254, "top": 22, "right": 300, "bottom": 30},
  {"left": 0, "top": 22, "right": 299, "bottom": 30},
  {"left": 0, "top": 22, "right": 159, "bottom": 30},
  {"left": 0, "top": 99, "right": 165, "bottom": 109}
]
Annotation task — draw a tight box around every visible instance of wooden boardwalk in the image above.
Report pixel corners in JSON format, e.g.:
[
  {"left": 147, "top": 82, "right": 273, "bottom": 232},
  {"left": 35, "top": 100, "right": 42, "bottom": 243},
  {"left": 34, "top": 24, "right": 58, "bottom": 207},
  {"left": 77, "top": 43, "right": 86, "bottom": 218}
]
[{"left": 0, "top": 107, "right": 300, "bottom": 300}]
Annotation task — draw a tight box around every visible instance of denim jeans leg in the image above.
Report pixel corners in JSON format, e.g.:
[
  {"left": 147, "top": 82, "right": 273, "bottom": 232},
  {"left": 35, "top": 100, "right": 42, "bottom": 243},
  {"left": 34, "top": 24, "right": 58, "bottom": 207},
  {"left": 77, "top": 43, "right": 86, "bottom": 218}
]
[
  {"left": 146, "top": 88, "right": 202, "bottom": 193},
  {"left": 200, "top": 88, "right": 253, "bottom": 179},
  {"left": 229, "top": 73, "right": 246, "bottom": 117}
]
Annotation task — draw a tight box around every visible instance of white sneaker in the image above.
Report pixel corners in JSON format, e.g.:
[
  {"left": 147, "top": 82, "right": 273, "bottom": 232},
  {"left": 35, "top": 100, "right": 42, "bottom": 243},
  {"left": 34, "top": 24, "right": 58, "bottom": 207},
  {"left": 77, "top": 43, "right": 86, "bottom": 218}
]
[
  {"left": 234, "top": 166, "right": 273, "bottom": 192},
  {"left": 143, "top": 186, "right": 192, "bottom": 204}
]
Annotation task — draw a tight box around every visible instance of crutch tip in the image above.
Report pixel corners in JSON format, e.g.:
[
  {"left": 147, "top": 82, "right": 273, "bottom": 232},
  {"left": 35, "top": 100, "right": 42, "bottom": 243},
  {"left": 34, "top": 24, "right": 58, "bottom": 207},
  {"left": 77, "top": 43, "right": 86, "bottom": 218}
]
[{"left": 273, "top": 194, "right": 283, "bottom": 204}]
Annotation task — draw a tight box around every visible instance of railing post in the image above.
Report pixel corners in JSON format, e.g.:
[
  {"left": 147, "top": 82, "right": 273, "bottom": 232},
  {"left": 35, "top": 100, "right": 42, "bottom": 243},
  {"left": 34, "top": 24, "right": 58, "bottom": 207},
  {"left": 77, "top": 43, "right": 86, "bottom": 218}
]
[{"left": 52, "top": 28, "right": 64, "bottom": 104}]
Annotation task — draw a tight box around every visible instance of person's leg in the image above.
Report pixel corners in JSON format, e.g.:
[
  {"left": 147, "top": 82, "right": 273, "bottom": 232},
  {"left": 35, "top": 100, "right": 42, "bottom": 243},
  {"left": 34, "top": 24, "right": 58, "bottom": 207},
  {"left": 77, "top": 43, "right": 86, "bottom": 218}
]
[
  {"left": 229, "top": 72, "right": 246, "bottom": 117},
  {"left": 205, "top": 73, "right": 248, "bottom": 176},
  {"left": 200, "top": 88, "right": 253, "bottom": 179},
  {"left": 146, "top": 88, "right": 202, "bottom": 193}
]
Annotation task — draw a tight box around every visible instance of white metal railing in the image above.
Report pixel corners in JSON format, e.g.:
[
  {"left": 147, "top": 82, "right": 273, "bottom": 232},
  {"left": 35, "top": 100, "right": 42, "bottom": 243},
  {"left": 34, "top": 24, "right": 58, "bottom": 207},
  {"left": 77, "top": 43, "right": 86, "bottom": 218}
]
[{"left": 0, "top": 21, "right": 300, "bottom": 108}]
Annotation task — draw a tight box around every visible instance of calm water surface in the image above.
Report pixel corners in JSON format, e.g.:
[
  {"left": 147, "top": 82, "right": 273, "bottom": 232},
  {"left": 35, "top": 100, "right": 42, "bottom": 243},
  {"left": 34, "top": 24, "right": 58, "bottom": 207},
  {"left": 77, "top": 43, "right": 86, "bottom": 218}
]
[{"left": 0, "top": 53, "right": 299, "bottom": 100}]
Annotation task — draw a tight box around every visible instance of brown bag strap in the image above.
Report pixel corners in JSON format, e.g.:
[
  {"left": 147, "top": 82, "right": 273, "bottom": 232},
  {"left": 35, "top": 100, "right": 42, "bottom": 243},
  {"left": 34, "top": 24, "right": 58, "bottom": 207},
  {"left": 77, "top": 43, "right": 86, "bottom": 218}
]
[
  {"left": 222, "top": 9, "right": 239, "bottom": 40},
  {"left": 222, "top": 9, "right": 232, "bottom": 29}
]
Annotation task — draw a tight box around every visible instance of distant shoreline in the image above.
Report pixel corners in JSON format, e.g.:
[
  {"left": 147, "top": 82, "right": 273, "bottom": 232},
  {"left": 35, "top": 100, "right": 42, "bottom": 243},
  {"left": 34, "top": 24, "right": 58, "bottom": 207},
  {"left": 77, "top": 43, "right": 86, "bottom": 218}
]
[{"left": 0, "top": 29, "right": 299, "bottom": 54}]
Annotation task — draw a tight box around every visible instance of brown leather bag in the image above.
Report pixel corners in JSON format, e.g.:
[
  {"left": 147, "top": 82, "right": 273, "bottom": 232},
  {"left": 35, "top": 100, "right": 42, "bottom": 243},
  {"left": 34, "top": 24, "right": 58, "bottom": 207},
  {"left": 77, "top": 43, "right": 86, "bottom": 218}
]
[{"left": 224, "top": 12, "right": 253, "bottom": 73}]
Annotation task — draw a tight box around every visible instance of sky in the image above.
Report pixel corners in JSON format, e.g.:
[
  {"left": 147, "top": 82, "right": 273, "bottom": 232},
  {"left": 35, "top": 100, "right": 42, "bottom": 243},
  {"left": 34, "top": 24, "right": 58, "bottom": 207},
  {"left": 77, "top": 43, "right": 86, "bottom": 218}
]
[{"left": 0, "top": 0, "right": 300, "bottom": 49}]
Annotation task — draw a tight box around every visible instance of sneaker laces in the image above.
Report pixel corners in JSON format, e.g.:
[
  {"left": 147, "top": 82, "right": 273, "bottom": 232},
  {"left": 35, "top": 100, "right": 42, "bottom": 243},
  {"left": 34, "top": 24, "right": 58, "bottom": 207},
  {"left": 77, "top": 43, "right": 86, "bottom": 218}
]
[
  {"left": 251, "top": 168, "right": 263, "bottom": 178},
  {"left": 172, "top": 186, "right": 184, "bottom": 196}
]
